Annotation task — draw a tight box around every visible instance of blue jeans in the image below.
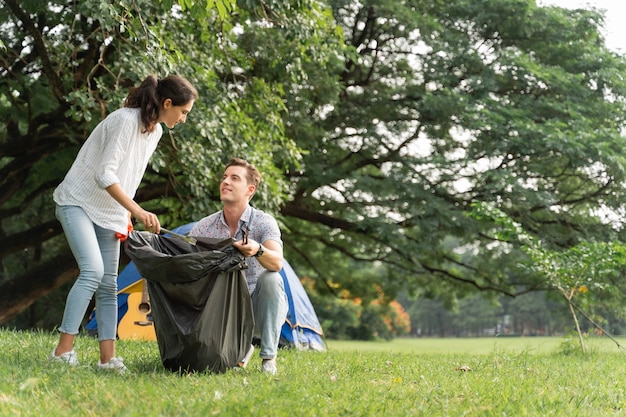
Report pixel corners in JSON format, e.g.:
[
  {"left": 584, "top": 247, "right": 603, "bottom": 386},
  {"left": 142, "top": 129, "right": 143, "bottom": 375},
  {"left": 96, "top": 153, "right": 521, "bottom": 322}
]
[
  {"left": 251, "top": 271, "right": 289, "bottom": 359},
  {"left": 55, "top": 205, "right": 120, "bottom": 341}
]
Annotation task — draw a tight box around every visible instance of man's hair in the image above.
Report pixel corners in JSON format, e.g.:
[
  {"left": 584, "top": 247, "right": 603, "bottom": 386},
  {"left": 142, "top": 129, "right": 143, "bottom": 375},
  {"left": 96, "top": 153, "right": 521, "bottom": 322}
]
[{"left": 225, "top": 158, "right": 261, "bottom": 195}]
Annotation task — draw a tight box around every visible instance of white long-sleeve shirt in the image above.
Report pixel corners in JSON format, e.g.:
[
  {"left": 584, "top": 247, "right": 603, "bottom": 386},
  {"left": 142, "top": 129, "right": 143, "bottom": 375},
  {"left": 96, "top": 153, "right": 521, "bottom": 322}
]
[{"left": 53, "top": 107, "right": 162, "bottom": 234}]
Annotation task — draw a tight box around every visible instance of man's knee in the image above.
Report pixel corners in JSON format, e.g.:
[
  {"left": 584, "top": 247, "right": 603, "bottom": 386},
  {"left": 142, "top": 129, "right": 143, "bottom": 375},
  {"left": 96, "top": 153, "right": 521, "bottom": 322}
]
[{"left": 254, "top": 271, "right": 284, "bottom": 297}]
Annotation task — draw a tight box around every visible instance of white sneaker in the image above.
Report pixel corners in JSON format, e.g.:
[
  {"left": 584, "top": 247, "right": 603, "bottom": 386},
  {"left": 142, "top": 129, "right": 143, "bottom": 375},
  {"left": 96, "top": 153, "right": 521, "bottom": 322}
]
[
  {"left": 49, "top": 348, "right": 78, "bottom": 366},
  {"left": 237, "top": 345, "right": 255, "bottom": 368},
  {"left": 97, "top": 357, "right": 127, "bottom": 374},
  {"left": 261, "top": 359, "right": 277, "bottom": 375}
]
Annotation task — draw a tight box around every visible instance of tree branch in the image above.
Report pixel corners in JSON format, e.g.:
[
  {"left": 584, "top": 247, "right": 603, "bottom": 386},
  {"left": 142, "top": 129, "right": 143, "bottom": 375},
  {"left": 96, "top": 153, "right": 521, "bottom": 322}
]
[{"left": 4, "top": 0, "right": 65, "bottom": 101}]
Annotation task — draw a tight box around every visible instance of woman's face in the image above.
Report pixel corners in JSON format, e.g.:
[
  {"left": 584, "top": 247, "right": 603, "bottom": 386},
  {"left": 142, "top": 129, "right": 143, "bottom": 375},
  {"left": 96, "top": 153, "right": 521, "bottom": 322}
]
[{"left": 159, "top": 99, "right": 194, "bottom": 129}]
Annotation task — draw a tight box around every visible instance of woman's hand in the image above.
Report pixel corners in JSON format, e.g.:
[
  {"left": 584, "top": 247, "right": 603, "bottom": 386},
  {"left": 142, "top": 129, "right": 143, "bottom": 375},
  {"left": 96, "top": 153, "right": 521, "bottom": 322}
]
[
  {"left": 132, "top": 208, "right": 160, "bottom": 234},
  {"left": 105, "top": 183, "right": 160, "bottom": 233}
]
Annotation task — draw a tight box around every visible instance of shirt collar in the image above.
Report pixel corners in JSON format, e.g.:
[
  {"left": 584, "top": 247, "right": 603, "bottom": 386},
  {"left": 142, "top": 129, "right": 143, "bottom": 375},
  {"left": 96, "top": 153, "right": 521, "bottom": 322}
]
[
  {"left": 241, "top": 205, "right": 253, "bottom": 227},
  {"left": 218, "top": 205, "right": 253, "bottom": 230}
]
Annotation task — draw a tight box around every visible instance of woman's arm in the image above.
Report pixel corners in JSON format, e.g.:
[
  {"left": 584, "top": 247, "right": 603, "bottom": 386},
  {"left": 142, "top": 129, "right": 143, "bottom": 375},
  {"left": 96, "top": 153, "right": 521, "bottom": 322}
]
[{"left": 106, "top": 183, "right": 160, "bottom": 233}]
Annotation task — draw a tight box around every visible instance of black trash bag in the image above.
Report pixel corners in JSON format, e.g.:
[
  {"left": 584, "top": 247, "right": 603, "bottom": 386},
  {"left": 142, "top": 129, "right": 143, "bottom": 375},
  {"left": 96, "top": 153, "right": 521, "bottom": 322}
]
[{"left": 124, "top": 230, "right": 254, "bottom": 374}]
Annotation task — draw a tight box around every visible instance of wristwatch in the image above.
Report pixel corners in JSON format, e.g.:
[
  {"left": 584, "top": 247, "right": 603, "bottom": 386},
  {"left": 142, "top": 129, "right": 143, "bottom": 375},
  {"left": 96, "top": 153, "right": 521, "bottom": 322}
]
[{"left": 254, "top": 244, "right": 265, "bottom": 258}]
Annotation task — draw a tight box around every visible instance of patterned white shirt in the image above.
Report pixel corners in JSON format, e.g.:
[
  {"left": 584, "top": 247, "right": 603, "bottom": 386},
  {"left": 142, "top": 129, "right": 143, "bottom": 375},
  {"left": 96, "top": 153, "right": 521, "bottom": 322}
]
[
  {"left": 53, "top": 107, "right": 162, "bottom": 234},
  {"left": 190, "top": 205, "right": 282, "bottom": 293}
]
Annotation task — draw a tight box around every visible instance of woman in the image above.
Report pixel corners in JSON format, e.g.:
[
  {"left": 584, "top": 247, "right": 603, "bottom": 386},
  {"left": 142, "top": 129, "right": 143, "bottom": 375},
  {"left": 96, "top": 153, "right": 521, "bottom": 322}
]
[{"left": 49, "top": 75, "right": 198, "bottom": 373}]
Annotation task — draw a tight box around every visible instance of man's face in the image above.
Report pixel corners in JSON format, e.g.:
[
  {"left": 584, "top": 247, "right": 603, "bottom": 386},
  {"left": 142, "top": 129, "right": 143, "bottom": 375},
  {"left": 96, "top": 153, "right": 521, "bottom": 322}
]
[{"left": 220, "top": 165, "right": 253, "bottom": 203}]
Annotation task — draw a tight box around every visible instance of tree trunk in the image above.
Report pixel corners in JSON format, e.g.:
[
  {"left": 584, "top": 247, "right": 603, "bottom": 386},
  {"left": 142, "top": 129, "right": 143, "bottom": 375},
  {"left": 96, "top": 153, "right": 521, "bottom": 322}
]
[
  {"left": 0, "top": 252, "right": 78, "bottom": 324},
  {"left": 567, "top": 298, "right": 586, "bottom": 355}
]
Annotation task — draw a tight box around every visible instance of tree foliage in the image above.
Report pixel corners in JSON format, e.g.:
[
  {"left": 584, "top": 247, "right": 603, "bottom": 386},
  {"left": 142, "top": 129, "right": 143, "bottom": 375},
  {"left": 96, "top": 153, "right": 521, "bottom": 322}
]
[
  {"left": 0, "top": 0, "right": 334, "bottom": 324},
  {"left": 280, "top": 0, "right": 626, "bottom": 305},
  {"left": 469, "top": 200, "right": 626, "bottom": 353},
  {"left": 2, "top": 0, "right": 626, "bottom": 329}
]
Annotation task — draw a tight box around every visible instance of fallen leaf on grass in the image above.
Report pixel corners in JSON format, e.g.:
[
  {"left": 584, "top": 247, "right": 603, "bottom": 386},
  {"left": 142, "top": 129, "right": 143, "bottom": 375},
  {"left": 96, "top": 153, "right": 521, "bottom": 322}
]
[{"left": 19, "top": 378, "right": 40, "bottom": 390}]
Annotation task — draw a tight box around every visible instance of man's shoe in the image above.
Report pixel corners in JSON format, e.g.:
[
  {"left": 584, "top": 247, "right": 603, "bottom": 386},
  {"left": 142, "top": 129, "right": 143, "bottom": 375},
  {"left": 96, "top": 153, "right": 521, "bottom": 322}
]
[
  {"left": 238, "top": 345, "right": 255, "bottom": 368},
  {"left": 97, "top": 357, "right": 127, "bottom": 374},
  {"left": 261, "top": 359, "right": 277, "bottom": 375},
  {"left": 49, "top": 348, "right": 78, "bottom": 366}
]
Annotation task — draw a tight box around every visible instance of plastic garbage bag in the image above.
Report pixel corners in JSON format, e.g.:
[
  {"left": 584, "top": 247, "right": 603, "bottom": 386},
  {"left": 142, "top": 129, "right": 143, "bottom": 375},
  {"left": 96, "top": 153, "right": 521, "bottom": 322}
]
[{"left": 124, "top": 230, "right": 254, "bottom": 373}]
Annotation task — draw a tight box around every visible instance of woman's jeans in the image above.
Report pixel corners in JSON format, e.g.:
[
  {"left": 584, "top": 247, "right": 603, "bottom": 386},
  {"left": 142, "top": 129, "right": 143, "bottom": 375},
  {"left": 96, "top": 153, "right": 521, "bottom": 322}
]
[
  {"left": 251, "top": 271, "right": 289, "bottom": 359},
  {"left": 55, "top": 205, "right": 120, "bottom": 341}
]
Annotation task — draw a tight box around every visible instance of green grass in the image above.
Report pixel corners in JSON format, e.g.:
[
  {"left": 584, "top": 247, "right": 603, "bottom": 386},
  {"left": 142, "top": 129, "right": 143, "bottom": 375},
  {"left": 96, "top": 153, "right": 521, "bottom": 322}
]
[
  {"left": 328, "top": 335, "right": 625, "bottom": 354},
  {"left": 2, "top": 329, "right": 626, "bottom": 416}
]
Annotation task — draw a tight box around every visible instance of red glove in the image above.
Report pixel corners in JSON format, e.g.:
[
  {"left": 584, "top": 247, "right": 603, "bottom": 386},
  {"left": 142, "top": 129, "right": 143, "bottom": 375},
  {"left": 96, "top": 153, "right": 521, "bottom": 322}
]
[{"left": 116, "top": 223, "right": 134, "bottom": 242}]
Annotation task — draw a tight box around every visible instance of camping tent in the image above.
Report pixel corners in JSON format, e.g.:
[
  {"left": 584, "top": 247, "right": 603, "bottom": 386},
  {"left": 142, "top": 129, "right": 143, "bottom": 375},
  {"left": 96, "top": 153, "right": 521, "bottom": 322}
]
[
  {"left": 278, "top": 260, "right": 326, "bottom": 351},
  {"left": 86, "top": 223, "right": 326, "bottom": 351}
]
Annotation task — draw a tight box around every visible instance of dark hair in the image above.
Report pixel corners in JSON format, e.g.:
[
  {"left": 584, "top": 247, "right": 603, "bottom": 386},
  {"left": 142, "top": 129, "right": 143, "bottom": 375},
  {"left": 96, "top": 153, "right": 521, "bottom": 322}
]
[
  {"left": 124, "top": 74, "right": 198, "bottom": 133},
  {"left": 225, "top": 157, "right": 262, "bottom": 190}
]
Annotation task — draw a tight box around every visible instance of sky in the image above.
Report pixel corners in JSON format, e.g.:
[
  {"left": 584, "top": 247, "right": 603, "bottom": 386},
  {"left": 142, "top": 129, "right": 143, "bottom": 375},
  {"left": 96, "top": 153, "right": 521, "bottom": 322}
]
[{"left": 538, "top": 0, "right": 626, "bottom": 54}]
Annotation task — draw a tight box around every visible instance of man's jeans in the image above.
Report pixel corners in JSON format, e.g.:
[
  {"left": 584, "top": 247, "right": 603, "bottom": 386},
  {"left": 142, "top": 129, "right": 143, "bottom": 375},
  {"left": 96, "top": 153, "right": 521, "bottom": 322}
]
[
  {"left": 251, "top": 270, "right": 289, "bottom": 359},
  {"left": 55, "top": 204, "right": 120, "bottom": 341}
]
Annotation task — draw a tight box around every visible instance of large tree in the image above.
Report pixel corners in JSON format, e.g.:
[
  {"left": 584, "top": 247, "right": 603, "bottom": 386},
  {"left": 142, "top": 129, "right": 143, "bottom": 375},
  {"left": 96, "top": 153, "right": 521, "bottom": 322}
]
[
  {"left": 276, "top": 0, "right": 626, "bottom": 305},
  {"left": 3, "top": 0, "right": 626, "bottom": 327}
]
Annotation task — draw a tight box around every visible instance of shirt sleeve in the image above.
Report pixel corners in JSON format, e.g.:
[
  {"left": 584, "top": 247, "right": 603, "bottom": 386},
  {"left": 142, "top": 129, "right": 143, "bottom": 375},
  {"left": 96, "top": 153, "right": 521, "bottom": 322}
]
[
  {"left": 189, "top": 220, "right": 202, "bottom": 236},
  {"left": 258, "top": 212, "right": 283, "bottom": 247},
  {"left": 94, "top": 112, "right": 136, "bottom": 189}
]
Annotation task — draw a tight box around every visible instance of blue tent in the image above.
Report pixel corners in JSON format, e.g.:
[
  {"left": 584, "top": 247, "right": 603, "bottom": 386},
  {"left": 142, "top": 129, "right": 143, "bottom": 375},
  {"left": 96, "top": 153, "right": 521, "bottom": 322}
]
[
  {"left": 278, "top": 260, "right": 326, "bottom": 351},
  {"left": 86, "top": 223, "right": 326, "bottom": 351}
]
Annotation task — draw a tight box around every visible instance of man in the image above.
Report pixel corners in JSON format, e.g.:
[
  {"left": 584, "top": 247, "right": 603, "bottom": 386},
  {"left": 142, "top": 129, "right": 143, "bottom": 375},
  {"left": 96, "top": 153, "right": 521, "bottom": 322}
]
[{"left": 189, "top": 157, "right": 288, "bottom": 374}]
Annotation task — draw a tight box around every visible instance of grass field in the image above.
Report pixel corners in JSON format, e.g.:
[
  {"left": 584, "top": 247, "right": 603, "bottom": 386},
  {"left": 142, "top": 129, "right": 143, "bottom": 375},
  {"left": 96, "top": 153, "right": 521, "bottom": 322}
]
[
  {"left": 328, "top": 335, "right": 626, "bottom": 354},
  {"left": 2, "top": 329, "right": 626, "bottom": 416}
]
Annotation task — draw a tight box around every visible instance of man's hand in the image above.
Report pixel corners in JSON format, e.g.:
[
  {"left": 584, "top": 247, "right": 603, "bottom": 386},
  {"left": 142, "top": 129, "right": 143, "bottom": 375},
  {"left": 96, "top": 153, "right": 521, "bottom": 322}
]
[
  {"left": 232, "top": 238, "right": 261, "bottom": 257},
  {"left": 232, "top": 238, "right": 284, "bottom": 272}
]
